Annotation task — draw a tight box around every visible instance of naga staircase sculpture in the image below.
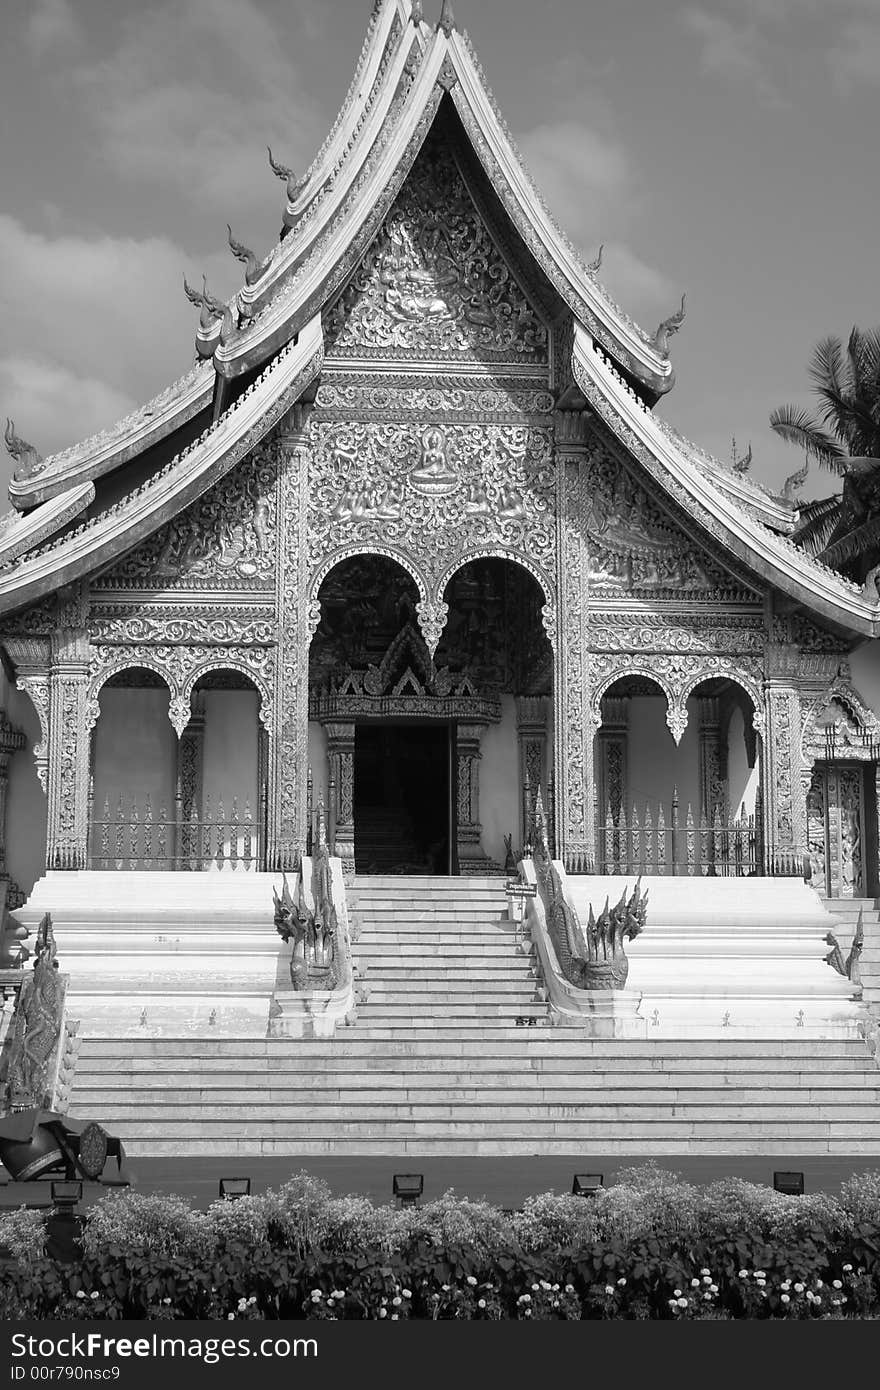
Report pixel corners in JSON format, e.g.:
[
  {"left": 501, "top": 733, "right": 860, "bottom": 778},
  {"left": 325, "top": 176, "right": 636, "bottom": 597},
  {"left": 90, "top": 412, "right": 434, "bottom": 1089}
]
[
  {"left": 530, "top": 789, "right": 647, "bottom": 991},
  {"left": 0, "top": 915, "right": 123, "bottom": 1184}
]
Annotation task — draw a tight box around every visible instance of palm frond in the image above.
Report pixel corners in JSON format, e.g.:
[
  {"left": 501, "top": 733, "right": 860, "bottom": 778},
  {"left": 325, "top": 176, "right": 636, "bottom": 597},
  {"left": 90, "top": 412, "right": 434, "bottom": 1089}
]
[
  {"left": 821, "top": 513, "right": 880, "bottom": 569},
  {"left": 769, "top": 406, "right": 847, "bottom": 471},
  {"left": 792, "top": 495, "right": 842, "bottom": 556},
  {"left": 809, "top": 336, "right": 846, "bottom": 397}
]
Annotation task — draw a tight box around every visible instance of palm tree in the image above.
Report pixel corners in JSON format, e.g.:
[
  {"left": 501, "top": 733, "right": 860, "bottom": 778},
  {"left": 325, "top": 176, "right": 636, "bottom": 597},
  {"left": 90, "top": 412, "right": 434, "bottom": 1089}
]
[{"left": 770, "top": 327, "right": 880, "bottom": 582}]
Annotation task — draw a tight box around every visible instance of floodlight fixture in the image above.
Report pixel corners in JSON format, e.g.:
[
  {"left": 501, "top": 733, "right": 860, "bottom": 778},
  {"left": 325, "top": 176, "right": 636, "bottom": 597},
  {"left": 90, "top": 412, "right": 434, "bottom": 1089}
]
[
  {"left": 572, "top": 1173, "right": 604, "bottom": 1197},
  {"left": 393, "top": 1173, "right": 424, "bottom": 1206},
  {"left": 773, "top": 1171, "right": 805, "bottom": 1196},
  {"left": 50, "top": 1180, "right": 83, "bottom": 1211},
  {"left": 219, "top": 1177, "right": 252, "bottom": 1200}
]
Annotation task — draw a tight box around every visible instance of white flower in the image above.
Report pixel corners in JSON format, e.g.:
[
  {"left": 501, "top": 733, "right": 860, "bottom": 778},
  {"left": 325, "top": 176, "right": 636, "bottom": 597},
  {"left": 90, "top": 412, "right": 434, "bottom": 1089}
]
[
  {"left": 738, "top": 1270, "right": 749, "bottom": 1279},
  {"left": 90, "top": 1292, "right": 100, "bottom": 1301},
  {"left": 617, "top": 1277, "right": 627, "bottom": 1287},
  {"left": 401, "top": 1289, "right": 412, "bottom": 1299},
  {"left": 521, "top": 1294, "right": 531, "bottom": 1304},
  {"left": 700, "top": 1268, "right": 711, "bottom": 1276},
  {"left": 703, "top": 1293, "right": 713, "bottom": 1302},
  {"left": 754, "top": 1270, "right": 766, "bottom": 1278},
  {"left": 691, "top": 1278, "right": 700, "bottom": 1288},
  {"left": 524, "top": 1307, "right": 532, "bottom": 1317},
  {"left": 710, "top": 1285, "right": 718, "bottom": 1294},
  {"left": 843, "top": 1264, "right": 853, "bottom": 1273},
  {"left": 227, "top": 1313, "right": 235, "bottom": 1321},
  {"left": 531, "top": 1283, "right": 540, "bottom": 1292},
  {"left": 673, "top": 1288, "right": 682, "bottom": 1298},
  {"left": 441, "top": 1284, "right": 450, "bottom": 1293},
  {"left": 391, "top": 1314, "right": 399, "bottom": 1321},
  {"left": 814, "top": 1297, "right": 822, "bottom": 1306},
  {"left": 379, "top": 1308, "right": 387, "bottom": 1319},
  {"left": 677, "top": 1298, "right": 689, "bottom": 1309},
  {"left": 832, "top": 1280, "right": 842, "bottom": 1290},
  {"left": 565, "top": 1285, "right": 575, "bottom": 1294},
  {"left": 781, "top": 1294, "right": 790, "bottom": 1304},
  {"left": 816, "top": 1280, "right": 823, "bottom": 1288},
  {"left": 466, "top": 1276, "right": 477, "bottom": 1287},
  {"left": 702, "top": 1275, "right": 712, "bottom": 1285},
  {"left": 392, "top": 1297, "right": 402, "bottom": 1307},
  {"left": 781, "top": 1281, "right": 791, "bottom": 1291},
  {"left": 75, "top": 1291, "right": 86, "bottom": 1300},
  {"left": 540, "top": 1281, "right": 551, "bottom": 1291},
  {"left": 794, "top": 1283, "right": 805, "bottom": 1293},
  {"left": 478, "top": 1299, "right": 486, "bottom": 1309},
  {"left": 605, "top": 1286, "right": 615, "bottom": 1296}
]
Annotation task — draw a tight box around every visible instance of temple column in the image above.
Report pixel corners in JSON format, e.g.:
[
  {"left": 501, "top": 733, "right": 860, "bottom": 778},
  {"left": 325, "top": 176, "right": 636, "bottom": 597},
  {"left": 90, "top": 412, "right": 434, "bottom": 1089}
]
[
  {"left": 271, "top": 409, "right": 311, "bottom": 870},
  {"left": 555, "top": 411, "right": 594, "bottom": 871},
  {"left": 698, "top": 696, "right": 726, "bottom": 821},
  {"left": 174, "top": 692, "right": 205, "bottom": 867},
  {"left": 47, "top": 628, "right": 91, "bottom": 869},
  {"left": 324, "top": 722, "right": 355, "bottom": 873},
  {"left": 0, "top": 710, "right": 25, "bottom": 904},
  {"left": 762, "top": 678, "right": 806, "bottom": 872},
  {"left": 456, "top": 720, "right": 496, "bottom": 874},
  {"left": 596, "top": 696, "right": 629, "bottom": 871},
  {"left": 516, "top": 696, "right": 549, "bottom": 850}
]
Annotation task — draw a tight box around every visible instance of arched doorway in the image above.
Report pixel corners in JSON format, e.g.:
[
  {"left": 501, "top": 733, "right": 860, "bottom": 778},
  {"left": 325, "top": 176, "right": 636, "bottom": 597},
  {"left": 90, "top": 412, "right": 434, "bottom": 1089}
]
[
  {"left": 804, "top": 694, "right": 880, "bottom": 898},
  {"left": 594, "top": 674, "right": 760, "bottom": 875},
  {"left": 308, "top": 553, "right": 552, "bottom": 875},
  {"left": 89, "top": 667, "right": 266, "bottom": 870}
]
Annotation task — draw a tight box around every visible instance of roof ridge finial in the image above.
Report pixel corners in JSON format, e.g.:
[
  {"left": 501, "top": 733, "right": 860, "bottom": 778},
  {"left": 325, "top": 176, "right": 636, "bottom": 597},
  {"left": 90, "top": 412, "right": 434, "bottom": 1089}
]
[
  {"left": 411, "top": 0, "right": 424, "bottom": 23},
  {"left": 437, "top": 0, "right": 455, "bottom": 35}
]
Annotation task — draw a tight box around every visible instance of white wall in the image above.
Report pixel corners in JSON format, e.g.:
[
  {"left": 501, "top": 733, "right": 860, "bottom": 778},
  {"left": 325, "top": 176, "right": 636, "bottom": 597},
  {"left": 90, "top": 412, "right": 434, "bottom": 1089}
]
[
  {"left": 849, "top": 639, "right": 880, "bottom": 715},
  {"left": 622, "top": 695, "right": 701, "bottom": 821},
  {"left": 201, "top": 691, "right": 259, "bottom": 817},
  {"left": 727, "top": 705, "right": 759, "bottom": 818},
  {"left": 92, "top": 688, "right": 177, "bottom": 827},
  {"left": 1, "top": 668, "right": 46, "bottom": 896},
  {"left": 479, "top": 696, "right": 520, "bottom": 864}
]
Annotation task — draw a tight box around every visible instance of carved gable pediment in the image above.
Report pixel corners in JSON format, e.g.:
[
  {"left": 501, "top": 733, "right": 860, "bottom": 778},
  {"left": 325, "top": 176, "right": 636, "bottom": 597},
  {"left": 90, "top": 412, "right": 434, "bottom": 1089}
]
[
  {"left": 324, "top": 137, "right": 548, "bottom": 365},
  {"left": 583, "top": 439, "right": 757, "bottom": 598}
]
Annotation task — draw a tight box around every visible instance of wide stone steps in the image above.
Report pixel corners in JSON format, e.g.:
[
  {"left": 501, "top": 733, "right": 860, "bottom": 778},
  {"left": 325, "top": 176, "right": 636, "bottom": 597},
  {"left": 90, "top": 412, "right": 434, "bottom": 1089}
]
[{"left": 56, "top": 875, "right": 880, "bottom": 1158}]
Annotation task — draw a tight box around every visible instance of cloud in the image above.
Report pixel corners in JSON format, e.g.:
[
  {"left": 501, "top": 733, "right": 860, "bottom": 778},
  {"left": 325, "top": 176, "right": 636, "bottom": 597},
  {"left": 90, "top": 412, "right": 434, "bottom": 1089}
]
[
  {"left": 828, "top": 19, "right": 880, "bottom": 88},
  {"left": 516, "top": 119, "right": 674, "bottom": 317},
  {"left": 0, "top": 214, "right": 230, "bottom": 470},
  {"left": 679, "top": 7, "right": 785, "bottom": 104},
  {"left": 25, "top": 0, "right": 82, "bottom": 57},
  {"left": 71, "top": 0, "right": 324, "bottom": 208}
]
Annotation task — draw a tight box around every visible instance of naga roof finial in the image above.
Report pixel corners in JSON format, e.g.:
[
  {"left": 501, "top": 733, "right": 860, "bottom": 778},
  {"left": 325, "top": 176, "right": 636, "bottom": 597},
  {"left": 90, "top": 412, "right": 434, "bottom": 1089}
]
[
  {"left": 183, "top": 274, "right": 236, "bottom": 345},
  {"left": 731, "top": 437, "right": 753, "bottom": 474},
  {"left": 4, "top": 418, "right": 44, "bottom": 483},
  {"left": 267, "top": 146, "right": 304, "bottom": 202},
  {"left": 227, "top": 224, "right": 267, "bottom": 287},
  {"left": 437, "top": 0, "right": 456, "bottom": 35},
  {"left": 653, "top": 292, "right": 686, "bottom": 357},
  {"left": 782, "top": 456, "right": 809, "bottom": 501},
  {"left": 586, "top": 243, "right": 604, "bottom": 276}
]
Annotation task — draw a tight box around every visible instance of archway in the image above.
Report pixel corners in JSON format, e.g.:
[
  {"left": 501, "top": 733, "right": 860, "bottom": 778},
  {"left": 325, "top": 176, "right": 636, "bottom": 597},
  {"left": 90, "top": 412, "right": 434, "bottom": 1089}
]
[
  {"left": 595, "top": 674, "right": 760, "bottom": 875},
  {"left": 309, "top": 554, "right": 453, "bottom": 874},
  {"left": 1, "top": 683, "right": 47, "bottom": 905},
  {"left": 438, "top": 556, "right": 552, "bottom": 872},
  {"left": 179, "top": 670, "right": 266, "bottom": 872},
  {"left": 89, "top": 668, "right": 176, "bottom": 868},
  {"left": 803, "top": 693, "right": 879, "bottom": 898}
]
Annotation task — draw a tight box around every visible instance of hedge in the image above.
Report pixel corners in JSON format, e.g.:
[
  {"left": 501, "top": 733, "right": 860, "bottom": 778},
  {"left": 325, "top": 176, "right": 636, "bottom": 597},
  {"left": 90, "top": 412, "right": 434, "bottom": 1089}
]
[{"left": 1, "top": 1165, "right": 879, "bottom": 1320}]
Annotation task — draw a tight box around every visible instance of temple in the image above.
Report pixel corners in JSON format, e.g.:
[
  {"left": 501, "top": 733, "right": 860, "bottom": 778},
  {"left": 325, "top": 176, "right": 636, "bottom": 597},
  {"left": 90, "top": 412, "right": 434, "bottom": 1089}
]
[{"left": 1, "top": 1, "right": 879, "bottom": 1164}]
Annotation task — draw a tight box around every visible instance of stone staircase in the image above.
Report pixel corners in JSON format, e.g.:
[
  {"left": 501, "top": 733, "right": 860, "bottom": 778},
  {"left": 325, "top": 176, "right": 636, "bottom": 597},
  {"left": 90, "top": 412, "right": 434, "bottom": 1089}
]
[
  {"left": 61, "top": 876, "right": 880, "bottom": 1158},
  {"left": 824, "top": 898, "right": 880, "bottom": 1013}
]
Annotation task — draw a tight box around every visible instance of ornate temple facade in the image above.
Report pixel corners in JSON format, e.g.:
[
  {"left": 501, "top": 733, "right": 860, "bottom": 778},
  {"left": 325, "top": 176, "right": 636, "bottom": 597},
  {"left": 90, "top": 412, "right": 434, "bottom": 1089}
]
[{"left": 2, "top": 0, "right": 880, "bottom": 908}]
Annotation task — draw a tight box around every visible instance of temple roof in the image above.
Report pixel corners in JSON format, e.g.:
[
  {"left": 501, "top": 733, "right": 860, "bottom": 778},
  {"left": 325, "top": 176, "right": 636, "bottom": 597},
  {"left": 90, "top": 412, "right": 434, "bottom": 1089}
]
[{"left": 1, "top": 1, "right": 877, "bottom": 639}]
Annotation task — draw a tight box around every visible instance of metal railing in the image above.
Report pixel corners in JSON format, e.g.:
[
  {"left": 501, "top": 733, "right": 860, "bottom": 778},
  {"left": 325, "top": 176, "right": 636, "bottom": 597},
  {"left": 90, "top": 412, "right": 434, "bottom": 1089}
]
[
  {"left": 596, "top": 790, "right": 761, "bottom": 877},
  {"left": 88, "top": 793, "right": 264, "bottom": 871}
]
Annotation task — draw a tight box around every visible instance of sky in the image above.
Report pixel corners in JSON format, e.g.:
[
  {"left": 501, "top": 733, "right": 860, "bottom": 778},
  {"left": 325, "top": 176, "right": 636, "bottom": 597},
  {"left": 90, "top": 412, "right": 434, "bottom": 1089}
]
[{"left": 2, "top": 0, "right": 879, "bottom": 509}]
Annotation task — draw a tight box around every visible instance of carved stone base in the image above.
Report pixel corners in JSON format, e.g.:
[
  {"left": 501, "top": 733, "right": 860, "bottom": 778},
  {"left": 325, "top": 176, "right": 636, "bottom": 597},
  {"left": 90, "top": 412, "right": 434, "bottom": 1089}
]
[{"left": 550, "top": 988, "right": 645, "bottom": 1036}]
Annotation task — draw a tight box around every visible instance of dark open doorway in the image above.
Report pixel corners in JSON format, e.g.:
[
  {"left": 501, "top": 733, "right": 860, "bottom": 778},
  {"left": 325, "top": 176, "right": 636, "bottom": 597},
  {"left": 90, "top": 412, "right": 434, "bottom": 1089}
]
[{"left": 354, "top": 723, "right": 454, "bottom": 875}]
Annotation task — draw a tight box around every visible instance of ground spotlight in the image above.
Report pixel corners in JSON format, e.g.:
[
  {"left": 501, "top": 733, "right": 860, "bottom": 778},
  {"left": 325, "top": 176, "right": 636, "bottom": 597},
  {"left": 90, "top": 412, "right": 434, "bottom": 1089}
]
[
  {"left": 219, "top": 1177, "right": 252, "bottom": 1200},
  {"left": 773, "top": 1171, "right": 805, "bottom": 1196},
  {"left": 393, "top": 1173, "right": 424, "bottom": 1206},
  {"left": 50, "top": 1180, "right": 83, "bottom": 1211},
  {"left": 572, "top": 1173, "right": 604, "bottom": 1197}
]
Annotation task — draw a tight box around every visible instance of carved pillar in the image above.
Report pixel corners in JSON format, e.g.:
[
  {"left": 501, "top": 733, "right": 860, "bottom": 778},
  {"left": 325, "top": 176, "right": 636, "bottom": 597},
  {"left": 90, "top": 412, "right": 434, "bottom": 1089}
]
[
  {"left": 47, "top": 628, "right": 91, "bottom": 869},
  {"left": 555, "top": 412, "right": 594, "bottom": 871},
  {"left": 762, "top": 679, "right": 805, "bottom": 869},
  {"left": 0, "top": 710, "right": 25, "bottom": 903},
  {"left": 3, "top": 637, "right": 51, "bottom": 797},
  {"left": 456, "top": 720, "right": 497, "bottom": 874},
  {"left": 175, "top": 692, "right": 205, "bottom": 866},
  {"left": 597, "top": 697, "right": 629, "bottom": 823},
  {"left": 324, "top": 722, "right": 355, "bottom": 873},
  {"left": 272, "top": 412, "right": 311, "bottom": 870},
  {"left": 698, "top": 696, "right": 726, "bottom": 820},
  {"left": 516, "top": 696, "right": 549, "bottom": 848}
]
